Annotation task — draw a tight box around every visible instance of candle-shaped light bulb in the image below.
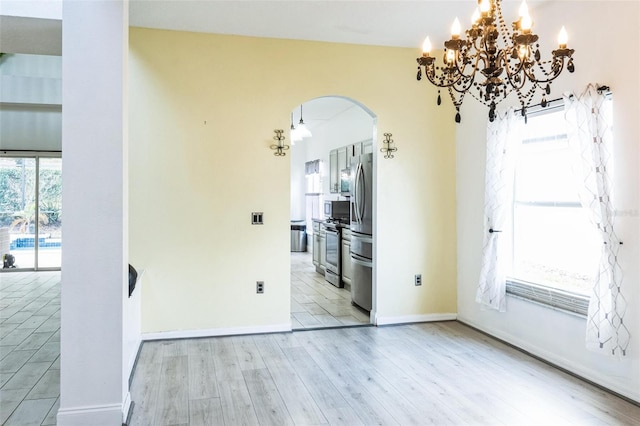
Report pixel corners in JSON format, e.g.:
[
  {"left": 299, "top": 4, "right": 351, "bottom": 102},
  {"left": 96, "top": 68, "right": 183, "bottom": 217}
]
[
  {"left": 558, "top": 26, "right": 568, "bottom": 48},
  {"left": 518, "top": 0, "right": 529, "bottom": 17},
  {"left": 518, "top": 44, "right": 529, "bottom": 60},
  {"left": 471, "top": 7, "right": 480, "bottom": 25},
  {"left": 520, "top": 13, "right": 532, "bottom": 32},
  {"left": 446, "top": 49, "right": 456, "bottom": 64},
  {"left": 479, "top": 0, "right": 491, "bottom": 14},
  {"left": 422, "top": 37, "right": 432, "bottom": 57},
  {"left": 451, "top": 17, "right": 461, "bottom": 39}
]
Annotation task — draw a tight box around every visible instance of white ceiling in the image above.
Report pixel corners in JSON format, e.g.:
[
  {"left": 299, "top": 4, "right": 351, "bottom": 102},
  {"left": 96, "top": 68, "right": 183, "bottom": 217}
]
[
  {"left": 128, "top": 0, "right": 533, "bottom": 49},
  {"left": 0, "top": 15, "right": 62, "bottom": 55},
  {"left": 0, "top": 0, "right": 547, "bottom": 121},
  {"left": 291, "top": 96, "right": 362, "bottom": 133},
  {"left": 0, "top": 0, "right": 542, "bottom": 56}
]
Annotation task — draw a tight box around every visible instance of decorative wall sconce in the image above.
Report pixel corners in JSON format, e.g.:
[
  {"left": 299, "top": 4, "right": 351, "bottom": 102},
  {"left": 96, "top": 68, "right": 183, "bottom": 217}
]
[
  {"left": 380, "top": 133, "right": 397, "bottom": 159},
  {"left": 270, "top": 129, "right": 290, "bottom": 156}
]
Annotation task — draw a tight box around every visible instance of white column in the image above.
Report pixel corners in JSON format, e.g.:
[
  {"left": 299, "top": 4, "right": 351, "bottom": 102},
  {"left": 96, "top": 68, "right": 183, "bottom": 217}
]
[{"left": 58, "top": 1, "right": 129, "bottom": 424}]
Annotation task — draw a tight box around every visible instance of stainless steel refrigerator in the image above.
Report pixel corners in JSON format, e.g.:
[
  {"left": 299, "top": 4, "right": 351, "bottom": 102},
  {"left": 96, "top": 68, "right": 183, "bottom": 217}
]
[{"left": 350, "top": 153, "right": 373, "bottom": 312}]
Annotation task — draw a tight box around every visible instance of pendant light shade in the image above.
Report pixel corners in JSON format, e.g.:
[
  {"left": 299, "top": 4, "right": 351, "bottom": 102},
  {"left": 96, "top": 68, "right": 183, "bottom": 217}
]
[
  {"left": 296, "top": 105, "right": 312, "bottom": 139},
  {"left": 290, "top": 112, "right": 303, "bottom": 144}
]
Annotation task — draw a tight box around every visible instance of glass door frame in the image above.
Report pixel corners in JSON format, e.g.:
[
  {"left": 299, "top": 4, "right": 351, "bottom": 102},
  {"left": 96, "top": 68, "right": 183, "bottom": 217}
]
[{"left": 0, "top": 150, "right": 62, "bottom": 272}]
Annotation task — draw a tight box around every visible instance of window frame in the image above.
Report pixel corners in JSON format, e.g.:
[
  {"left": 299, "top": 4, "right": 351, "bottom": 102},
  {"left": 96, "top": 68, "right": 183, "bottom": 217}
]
[{"left": 504, "top": 103, "right": 594, "bottom": 317}]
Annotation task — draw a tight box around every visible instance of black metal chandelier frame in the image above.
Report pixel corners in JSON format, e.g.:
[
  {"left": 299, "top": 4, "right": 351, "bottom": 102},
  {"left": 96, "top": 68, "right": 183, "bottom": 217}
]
[{"left": 416, "top": 0, "right": 575, "bottom": 122}]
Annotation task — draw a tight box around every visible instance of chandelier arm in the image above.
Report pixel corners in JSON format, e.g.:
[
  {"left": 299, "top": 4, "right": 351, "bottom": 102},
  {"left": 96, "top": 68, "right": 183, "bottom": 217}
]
[
  {"left": 450, "top": 56, "right": 476, "bottom": 83},
  {"left": 501, "top": 51, "right": 529, "bottom": 91},
  {"left": 424, "top": 65, "right": 466, "bottom": 88},
  {"left": 450, "top": 76, "right": 476, "bottom": 95},
  {"left": 520, "top": 61, "right": 564, "bottom": 84}
]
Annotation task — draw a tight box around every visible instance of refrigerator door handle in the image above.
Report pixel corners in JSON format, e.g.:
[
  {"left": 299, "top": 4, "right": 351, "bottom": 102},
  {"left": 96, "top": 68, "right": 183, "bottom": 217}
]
[
  {"left": 358, "top": 163, "right": 365, "bottom": 223},
  {"left": 351, "top": 234, "right": 373, "bottom": 244},
  {"left": 350, "top": 252, "right": 372, "bottom": 267},
  {"left": 354, "top": 162, "right": 363, "bottom": 223}
]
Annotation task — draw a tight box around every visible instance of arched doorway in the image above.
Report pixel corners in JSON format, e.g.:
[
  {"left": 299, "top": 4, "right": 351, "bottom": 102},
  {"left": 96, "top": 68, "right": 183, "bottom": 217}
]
[{"left": 288, "top": 96, "right": 377, "bottom": 330}]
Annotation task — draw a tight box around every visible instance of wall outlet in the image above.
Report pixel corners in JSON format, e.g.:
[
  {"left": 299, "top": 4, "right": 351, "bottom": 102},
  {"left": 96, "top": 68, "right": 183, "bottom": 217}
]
[
  {"left": 251, "top": 212, "right": 264, "bottom": 225},
  {"left": 256, "top": 281, "right": 264, "bottom": 294},
  {"left": 415, "top": 274, "right": 422, "bottom": 286}
]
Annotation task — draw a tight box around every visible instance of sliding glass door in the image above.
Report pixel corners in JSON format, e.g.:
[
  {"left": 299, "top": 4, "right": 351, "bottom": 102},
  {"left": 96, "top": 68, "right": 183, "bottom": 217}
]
[
  {"left": 0, "top": 154, "right": 62, "bottom": 270},
  {"left": 37, "top": 157, "right": 62, "bottom": 268}
]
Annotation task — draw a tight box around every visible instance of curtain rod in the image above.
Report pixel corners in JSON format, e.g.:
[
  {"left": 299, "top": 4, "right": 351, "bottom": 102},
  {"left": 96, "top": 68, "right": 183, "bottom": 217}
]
[{"left": 522, "top": 84, "right": 611, "bottom": 115}]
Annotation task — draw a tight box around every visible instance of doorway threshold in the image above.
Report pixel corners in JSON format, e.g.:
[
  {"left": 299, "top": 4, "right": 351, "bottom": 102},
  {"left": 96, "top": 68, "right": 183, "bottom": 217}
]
[{"left": 292, "top": 323, "right": 373, "bottom": 332}]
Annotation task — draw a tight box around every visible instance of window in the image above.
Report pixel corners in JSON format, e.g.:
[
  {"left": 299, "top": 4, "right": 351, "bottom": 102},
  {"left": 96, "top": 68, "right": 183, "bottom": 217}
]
[
  {"left": 304, "top": 160, "right": 323, "bottom": 232},
  {"left": 506, "top": 101, "right": 612, "bottom": 314}
]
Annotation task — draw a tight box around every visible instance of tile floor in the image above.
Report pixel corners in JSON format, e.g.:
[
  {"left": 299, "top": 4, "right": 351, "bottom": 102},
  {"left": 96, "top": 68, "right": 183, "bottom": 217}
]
[
  {"left": 0, "top": 271, "right": 60, "bottom": 426},
  {"left": 290, "top": 251, "right": 370, "bottom": 330}
]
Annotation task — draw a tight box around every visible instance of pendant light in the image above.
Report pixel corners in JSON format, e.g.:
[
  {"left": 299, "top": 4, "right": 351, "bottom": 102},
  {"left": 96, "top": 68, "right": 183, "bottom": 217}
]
[
  {"left": 290, "top": 112, "right": 302, "bottom": 144},
  {"left": 296, "top": 105, "right": 312, "bottom": 138}
]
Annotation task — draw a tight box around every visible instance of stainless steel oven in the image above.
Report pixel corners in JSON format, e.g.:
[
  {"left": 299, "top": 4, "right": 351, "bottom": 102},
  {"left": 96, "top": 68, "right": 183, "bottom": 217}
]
[{"left": 324, "top": 223, "right": 342, "bottom": 287}]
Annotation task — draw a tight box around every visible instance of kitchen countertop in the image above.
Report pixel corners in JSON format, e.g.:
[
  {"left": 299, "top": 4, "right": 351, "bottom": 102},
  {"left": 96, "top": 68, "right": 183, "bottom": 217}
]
[{"left": 314, "top": 219, "right": 350, "bottom": 230}]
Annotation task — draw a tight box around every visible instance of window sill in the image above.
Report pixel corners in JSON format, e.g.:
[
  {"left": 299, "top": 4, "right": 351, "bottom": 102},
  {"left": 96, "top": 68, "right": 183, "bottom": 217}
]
[{"left": 506, "top": 278, "right": 590, "bottom": 318}]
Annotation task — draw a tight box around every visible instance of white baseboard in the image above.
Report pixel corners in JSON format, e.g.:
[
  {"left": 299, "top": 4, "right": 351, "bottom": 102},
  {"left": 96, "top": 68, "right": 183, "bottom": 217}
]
[
  {"left": 456, "top": 315, "right": 640, "bottom": 404},
  {"left": 56, "top": 403, "right": 124, "bottom": 426},
  {"left": 375, "top": 312, "right": 457, "bottom": 326},
  {"left": 142, "top": 322, "right": 292, "bottom": 341},
  {"left": 123, "top": 392, "right": 132, "bottom": 424}
]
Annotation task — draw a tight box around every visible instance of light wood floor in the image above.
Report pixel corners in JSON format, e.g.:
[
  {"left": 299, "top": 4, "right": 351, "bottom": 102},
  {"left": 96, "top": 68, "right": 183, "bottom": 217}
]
[
  {"left": 290, "top": 252, "right": 370, "bottom": 330},
  {"left": 0, "top": 271, "right": 60, "bottom": 426},
  {"left": 129, "top": 321, "right": 640, "bottom": 426}
]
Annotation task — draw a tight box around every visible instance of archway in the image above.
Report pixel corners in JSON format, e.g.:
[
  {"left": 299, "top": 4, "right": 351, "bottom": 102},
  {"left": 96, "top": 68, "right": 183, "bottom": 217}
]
[{"left": 288, "top": 96, "right": 377, "bottom": 330}]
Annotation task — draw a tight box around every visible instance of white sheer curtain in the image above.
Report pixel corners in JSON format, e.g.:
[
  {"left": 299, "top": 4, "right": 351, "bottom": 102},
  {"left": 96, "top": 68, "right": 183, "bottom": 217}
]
[
  {"left": 564, "top": 84, "right": 629, "bottom": 356},
  {"left": 476, "top": 109, "right": 523, "bottom": 311}
]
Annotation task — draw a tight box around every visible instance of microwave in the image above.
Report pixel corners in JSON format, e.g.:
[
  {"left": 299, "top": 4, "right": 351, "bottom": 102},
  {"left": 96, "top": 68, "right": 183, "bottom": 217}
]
[{"left": 324, "top": 200, "right": 350, "bottom": 221}]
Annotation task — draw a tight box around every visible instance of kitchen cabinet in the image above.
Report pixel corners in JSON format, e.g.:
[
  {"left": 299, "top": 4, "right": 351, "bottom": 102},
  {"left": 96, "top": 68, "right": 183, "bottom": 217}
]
[
  {"left": 320, "top": 226, "right": 326, "bottom": 270},
  {"left": 312, "top": 220, "right": 326, "bottom": 274},
  {"left": 350, "top": 142, "right": 362, "bottom": 159},
  {"left": 312, "top": 222, "right": 321, "bottom": 267},
  {"left": 337, "top": 147, "right": 348, "bottom": 175},
  {"left": 329, "top": 149, "right": 339, "bottom": 193},
  {"left": 363, "top": 139, "right": 373, "bottom": 154},
  {"left": 341, "top": 227, "right": 352, "bottom": 290},
  {"left": 330, "top": 143, "right": 368, "bottom": 194},
  {"left": 329, "top": 147, "right": 349, "bottom": 194}
]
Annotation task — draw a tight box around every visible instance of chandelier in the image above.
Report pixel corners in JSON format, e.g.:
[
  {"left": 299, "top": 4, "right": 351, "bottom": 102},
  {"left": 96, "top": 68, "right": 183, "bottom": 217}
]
[{"left": 416, "top": 0, "right": 575, "bottom": 123}]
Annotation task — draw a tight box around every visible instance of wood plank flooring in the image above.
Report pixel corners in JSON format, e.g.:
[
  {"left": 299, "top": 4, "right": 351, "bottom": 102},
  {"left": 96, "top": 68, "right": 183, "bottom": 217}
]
[
  {"left": 129, "top": 322, "right": 640, "bottom": 425},
  {"left": 5, "top": 267, "right": 640, "bottom": 425}
]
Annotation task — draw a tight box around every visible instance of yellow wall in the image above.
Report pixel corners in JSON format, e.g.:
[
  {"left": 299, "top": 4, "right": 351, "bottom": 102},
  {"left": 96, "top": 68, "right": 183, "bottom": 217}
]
[{"left": 129, "top": 28, "right": 457, "bottom": 333}]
